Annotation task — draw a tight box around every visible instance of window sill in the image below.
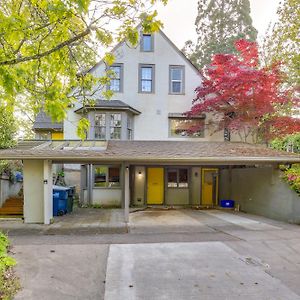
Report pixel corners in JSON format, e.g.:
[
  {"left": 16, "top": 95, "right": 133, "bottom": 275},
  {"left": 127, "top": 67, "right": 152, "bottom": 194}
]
[
  {"left": 93, "top": 186, "right": 122, "bottom": 189},
  {"left": 169, "top": 136, "right": 205, "bottom": 139},
  {"left": 168, "top": 93, "right": 185, "bottom": 95},
  {"left": 138, "top": 91, "right": 155, "bottom": 94},
  {"left": 167, "top": 187, "right": 189, "bottom": 189}
]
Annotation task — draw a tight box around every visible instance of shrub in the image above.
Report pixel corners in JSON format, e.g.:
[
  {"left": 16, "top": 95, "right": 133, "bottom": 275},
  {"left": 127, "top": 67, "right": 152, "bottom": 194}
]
[
  {"left": 281, "top": 164, "right": 300, "bottom": 195},
  {"left": 0, "top": 232, "right": 19, "bottom": 300}
]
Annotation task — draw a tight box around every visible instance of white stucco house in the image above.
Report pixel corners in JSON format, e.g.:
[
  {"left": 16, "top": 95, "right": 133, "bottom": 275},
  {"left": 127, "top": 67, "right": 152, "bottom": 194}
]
[{"left": 1, "top": 29, "right": 299, "bottom": 225}]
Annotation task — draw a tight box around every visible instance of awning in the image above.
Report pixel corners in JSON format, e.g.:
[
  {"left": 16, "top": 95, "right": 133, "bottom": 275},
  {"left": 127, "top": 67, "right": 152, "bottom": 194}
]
[{"left": 0, "top": 140, "right": 299, "bottom": 165}]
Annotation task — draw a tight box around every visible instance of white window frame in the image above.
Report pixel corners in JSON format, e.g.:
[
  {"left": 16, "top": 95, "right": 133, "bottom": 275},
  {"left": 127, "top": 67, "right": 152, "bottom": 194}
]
[
  {"left": 94, "top": 113, "right": 106, "bottom": 140},
  {"left": 108, "top": 64, "right": 123, "bottom": 93},
  {"left": 110, "top": 113, "right": 122, "bottom": 140},
  {"left": 140, "top": 34, "right": 154, "bottom": 52},
  {"left": 139, "top": 64, "right": 155, "bottom": 93},
  {"left": 169, "top": 116, "right": 205, "bottom": 138},
  {"left": 169, "top": 65, "right": 185, "bottom": 94}
]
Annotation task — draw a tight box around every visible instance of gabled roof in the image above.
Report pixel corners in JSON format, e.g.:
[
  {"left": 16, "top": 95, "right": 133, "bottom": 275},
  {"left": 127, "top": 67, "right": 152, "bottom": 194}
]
[
  {"left": 0, "top": 140, "right": 299, "bottom": 165},
  {"left": 87, "top": 28, "right": 202, "bottom": 77},
  {"left": 32, "top": 111, "right": 63, "bottom": 131},
  {"left": 74, "top": 100, "right": 141, "bottom": 115}
]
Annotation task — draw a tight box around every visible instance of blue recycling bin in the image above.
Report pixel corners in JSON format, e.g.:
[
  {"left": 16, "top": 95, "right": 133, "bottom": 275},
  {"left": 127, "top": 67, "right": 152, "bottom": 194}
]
[
  {"left": 53, "top": 186, "right": 69, "bottom": 216},
  {"left": 220, "top": 200, "right": 235, "bottom": 208}
]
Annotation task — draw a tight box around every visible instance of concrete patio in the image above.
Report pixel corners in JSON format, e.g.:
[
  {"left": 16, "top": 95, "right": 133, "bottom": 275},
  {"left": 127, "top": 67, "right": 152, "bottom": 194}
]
[{"left": 0, "top": 207, "right": 127, "bottom": 235}]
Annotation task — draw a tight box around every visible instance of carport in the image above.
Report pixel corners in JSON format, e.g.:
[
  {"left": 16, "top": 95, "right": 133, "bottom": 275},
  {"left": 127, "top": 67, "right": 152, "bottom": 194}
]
[{"left": 0, "top": 140, "right": 299, "bottom": 225}]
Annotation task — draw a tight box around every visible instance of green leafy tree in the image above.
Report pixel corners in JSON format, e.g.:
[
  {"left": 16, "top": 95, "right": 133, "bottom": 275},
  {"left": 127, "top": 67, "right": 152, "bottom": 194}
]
[
  {"left": 0, "top": 0, "right": 167, "bottom": 138},
  {"left": 262, "top": 0, "right": 300, "bottom": 87},
  {"left": 0, "top": 104, "right": 16, "bottom": 149},
  {"left": 183, "top": 0, "right": 257, "bottom": 68}
]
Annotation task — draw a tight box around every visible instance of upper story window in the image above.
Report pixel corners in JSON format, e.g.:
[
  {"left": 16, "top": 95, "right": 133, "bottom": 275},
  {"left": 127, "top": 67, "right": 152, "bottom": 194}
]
[
  {"left": 110, "top": 113, "right": 122, "bottom": 139},
  {"left": 141, "top": 34, "right": 153, "bottom": 52},
  {"left": 139, "top": 64, "right": 155, "bottom": 93},
  {"left": 169, "top": 117, "right": 205, "bottom": 138},
  {"left": 94, "top": 113, "right": 122, "bottom": 140},
  {"left": 95, "top": 113, "right": 106, "bottom": 139},
  {"left": 108, "top": 64, "right": 123, "bottom": 92},
  {"left": 169, "top": 66, "right": 185, "bottom": 94},
  {"left": 127, "top": 116, "right": 133, "bottom": 140}
]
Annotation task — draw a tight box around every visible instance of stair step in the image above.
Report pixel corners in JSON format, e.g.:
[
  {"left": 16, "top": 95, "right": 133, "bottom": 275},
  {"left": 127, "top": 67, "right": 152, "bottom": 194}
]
[
  {"left": 0, "top": 209, "right": 23, "bottom": 215},
  {"left": 0, "top": 197, "right": 24, "bottom": 215}
]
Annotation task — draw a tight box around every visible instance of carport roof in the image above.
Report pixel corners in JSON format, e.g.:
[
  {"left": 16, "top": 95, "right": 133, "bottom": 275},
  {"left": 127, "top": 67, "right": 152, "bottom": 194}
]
[{"left": 0, "top": 140, "right": 299, "bottom": 164}]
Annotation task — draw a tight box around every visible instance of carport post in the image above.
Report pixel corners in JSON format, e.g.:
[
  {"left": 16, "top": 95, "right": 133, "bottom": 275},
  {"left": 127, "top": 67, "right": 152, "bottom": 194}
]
[
  {"left": 124, "top": 164, "right": 130, "bottom": 223},
  {"left": 43, "top": 160, "right": 53, "bottom": 225}
]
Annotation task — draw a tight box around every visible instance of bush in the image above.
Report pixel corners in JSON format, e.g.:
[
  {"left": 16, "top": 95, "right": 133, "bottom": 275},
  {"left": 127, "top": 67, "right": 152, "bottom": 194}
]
[
  {"left": 0, "top": 232, "right": 19, "bottom": 300},
  {"left": 271, "top": 133, "right": 300, "bottom": 153},
  {"left": 281, "top": 164, "right": 300, "bottom": 195}
]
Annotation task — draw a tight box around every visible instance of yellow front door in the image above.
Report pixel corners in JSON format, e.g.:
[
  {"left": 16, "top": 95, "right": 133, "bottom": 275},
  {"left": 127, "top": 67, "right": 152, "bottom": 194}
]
[
  {"left": 202, "top": 169, "right": 218, "bottom": 206},
  {"left": 51, "top": 132, "right": 64, "bottom": 140},
  {"left": 147, "top": 168, "right": 164, "bottom": 205}
]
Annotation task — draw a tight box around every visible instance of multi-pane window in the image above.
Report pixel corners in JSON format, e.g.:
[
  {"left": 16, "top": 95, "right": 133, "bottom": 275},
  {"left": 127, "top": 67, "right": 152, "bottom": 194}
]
[
  {"left": 127, "top": 116, "right": 133, "bottom": 140},
  {"left": 95, "top": 114, "right": 106, "bottom": 139},
  {"left": 36, "top": 132, "right": 51, "bottom": 140},
  {"left": 170, "top": 66, "right": 184, "bottom": 94},
  {"left": 110, "top": 113, "right": 122, "bottom": 139},
  {"left": 167, "top": 168, "right": 188, "bottom": 188},
  {"left": 169, "top": 117, "right": 204, "bottom": 138},
  {"left": 141, "top": 34, "right": 153, "bottom": 52},
  {"left": 94, "top": 166, "right": 120, "bottom": 188},
  {"left": 109, "top": 64, "right": 123, "bottom": 92},
  {"left": 140, "top": 65, "right": 154, "bottom": 93}
]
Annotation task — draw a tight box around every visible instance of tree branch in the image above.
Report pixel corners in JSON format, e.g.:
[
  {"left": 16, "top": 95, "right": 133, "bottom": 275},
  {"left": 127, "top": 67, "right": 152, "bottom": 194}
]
[{"left": 0, "top": 27, "right": 92, "bottom": 66}]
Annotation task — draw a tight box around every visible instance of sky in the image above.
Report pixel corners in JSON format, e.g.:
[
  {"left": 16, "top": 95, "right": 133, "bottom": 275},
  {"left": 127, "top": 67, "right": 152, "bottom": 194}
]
[{"left": 155, "top": 0, "right": 281, "bottom": 49}]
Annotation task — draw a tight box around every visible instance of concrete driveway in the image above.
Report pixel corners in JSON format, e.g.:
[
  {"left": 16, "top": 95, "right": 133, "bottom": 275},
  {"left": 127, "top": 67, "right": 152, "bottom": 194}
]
[{"left": 9, "top": 209, "right": 300, "bottom": 300}]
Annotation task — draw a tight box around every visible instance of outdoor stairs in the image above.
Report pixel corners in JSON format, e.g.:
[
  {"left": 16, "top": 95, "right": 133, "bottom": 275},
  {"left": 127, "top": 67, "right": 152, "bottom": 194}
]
[{"left": 0, "top": 197, "right": 23, "bottom": 215}]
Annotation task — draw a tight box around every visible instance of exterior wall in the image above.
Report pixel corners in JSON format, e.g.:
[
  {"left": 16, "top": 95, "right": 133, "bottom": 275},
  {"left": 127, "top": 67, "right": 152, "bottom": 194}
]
[
  {"left": 166, "top": 188, "right": 189, "bottom": 205},
  {"left": 23, "top": 160, "right": 53, "bottom": 224},
  {"left": 191, "top": 167, "right": 201, "bottom": 206},
  {"left": 219, "top": 167, "right": 300, "bottom": 224},
  {"left": 64, "top": 168, "right": 81, "bottom": 191},
  {"left": 91, "top": 189, "right": 122, "bottom": 207},
  {"left": 64, "top": 31, "right": 224, "bottom": 142},
  {"left": 23, "top": 160, "right": 44, "bottom": 223},
  {"left": 131, "top": 166, "right": 204, "bottom": 207},
  {"left": 132, "top": 166, "right": 146, "bottom": 206}
]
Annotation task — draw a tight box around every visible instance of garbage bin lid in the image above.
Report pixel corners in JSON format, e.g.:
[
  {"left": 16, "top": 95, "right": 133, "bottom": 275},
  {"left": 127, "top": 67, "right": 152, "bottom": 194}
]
[{"left": 53, "top": 185, "right": 70, "bottom": 191}]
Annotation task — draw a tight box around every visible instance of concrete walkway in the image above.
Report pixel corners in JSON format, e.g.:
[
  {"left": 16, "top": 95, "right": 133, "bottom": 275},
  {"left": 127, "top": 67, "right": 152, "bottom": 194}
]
[
  {"left": 0, "top": 208, "right": 127, "bottom": 235},
  {"left": 7, "top": 209, "right": 300, "bottom": 299}
]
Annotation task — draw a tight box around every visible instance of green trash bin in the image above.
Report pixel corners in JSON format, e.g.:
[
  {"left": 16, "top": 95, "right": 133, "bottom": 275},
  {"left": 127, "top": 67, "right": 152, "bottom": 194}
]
[
  {"left": 66, "top": 186, "right": 76, "bottom": 213},
  {"left": 67, "top": 196, "right": 74, "bottom": 213}
]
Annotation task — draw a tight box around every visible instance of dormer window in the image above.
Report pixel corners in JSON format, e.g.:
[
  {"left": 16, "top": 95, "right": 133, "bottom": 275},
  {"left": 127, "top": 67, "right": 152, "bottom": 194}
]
[{"left": 141, "top": 34, "right": 153, "bottom": 52}]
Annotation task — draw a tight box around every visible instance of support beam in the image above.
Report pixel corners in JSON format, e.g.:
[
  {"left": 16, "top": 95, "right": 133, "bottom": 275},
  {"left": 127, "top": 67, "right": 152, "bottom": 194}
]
[
  {"left": 124, "top": 164, "right": 130, "bottom": 223},
  {"left": 23, "top": 160, "right": 44, "bottom": 223},
  {"left": 87, "top": 164, "right": 93, "bottom": 205},
  {"left": 43, "top": 160, "right": 53, "bottom": 225}
]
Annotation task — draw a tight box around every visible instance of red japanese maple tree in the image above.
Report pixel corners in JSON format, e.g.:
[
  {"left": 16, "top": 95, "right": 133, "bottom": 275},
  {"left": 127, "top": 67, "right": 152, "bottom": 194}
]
[{"left": 188, "top": 39, "right": 300, "bottom": 143}]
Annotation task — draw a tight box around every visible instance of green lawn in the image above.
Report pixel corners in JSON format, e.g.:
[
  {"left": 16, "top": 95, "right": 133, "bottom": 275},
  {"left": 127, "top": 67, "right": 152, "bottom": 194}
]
[{"left": 0, "top": 232, "right": 19, "bottom": 300}]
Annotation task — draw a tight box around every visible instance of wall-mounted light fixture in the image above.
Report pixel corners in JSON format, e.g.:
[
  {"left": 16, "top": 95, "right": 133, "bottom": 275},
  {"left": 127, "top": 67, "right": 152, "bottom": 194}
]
[
  {"left": 195, "top": 172, "right": 198, "bottom": 177},
  {"left": 138, "top": 171, "right": 142, "bottom": 175}
]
